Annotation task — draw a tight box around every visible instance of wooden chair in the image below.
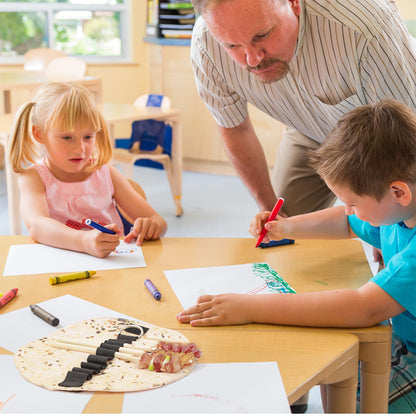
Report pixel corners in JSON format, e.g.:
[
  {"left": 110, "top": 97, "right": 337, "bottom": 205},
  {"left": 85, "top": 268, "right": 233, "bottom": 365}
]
[
  {"left": 24, "top": 48, "right": 66, "bottom": 72},
  {"left": 45, "top": 56, "right": 86, "bottom": 80},
  {"left": 112, "top": 94, "right": 181, "bottom": 216}
]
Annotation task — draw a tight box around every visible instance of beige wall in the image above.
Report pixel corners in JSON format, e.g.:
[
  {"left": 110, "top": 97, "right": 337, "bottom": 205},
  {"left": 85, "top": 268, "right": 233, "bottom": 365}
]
[{"left": 395, "top": 0, "right": 416, "bottom": 18}]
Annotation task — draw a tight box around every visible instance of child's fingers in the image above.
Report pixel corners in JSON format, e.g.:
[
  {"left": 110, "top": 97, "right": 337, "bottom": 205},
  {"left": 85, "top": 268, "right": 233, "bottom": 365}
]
[
  {"left": 131, "top": 218, "right": 162, "bottom": 244},
  {"left": 123, "top": 231, "right": 135, "bottom": 243}
]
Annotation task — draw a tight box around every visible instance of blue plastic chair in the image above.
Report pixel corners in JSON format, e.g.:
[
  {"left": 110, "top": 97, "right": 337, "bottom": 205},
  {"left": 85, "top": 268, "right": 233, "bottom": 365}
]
[{"left": 113, "top": 94, "right": 177, "bottom": 210}]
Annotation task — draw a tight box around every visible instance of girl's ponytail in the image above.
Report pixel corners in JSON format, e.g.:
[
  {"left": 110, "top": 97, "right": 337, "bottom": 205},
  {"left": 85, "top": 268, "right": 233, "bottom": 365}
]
[{"left": 8, "top": 102, "right": 40, "bottom": 173}]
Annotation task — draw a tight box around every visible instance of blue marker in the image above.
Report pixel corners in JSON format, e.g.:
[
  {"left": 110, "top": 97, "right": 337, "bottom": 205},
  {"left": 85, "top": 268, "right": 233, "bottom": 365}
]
[{"left": 85, "top": 219, "right": 116, "bottom": 235}]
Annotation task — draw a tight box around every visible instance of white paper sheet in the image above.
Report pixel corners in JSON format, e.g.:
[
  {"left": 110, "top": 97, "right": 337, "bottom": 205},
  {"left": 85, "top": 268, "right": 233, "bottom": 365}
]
[
  {"left": 0, "top": 295, "right": 132, "bottom": 353},
  {"left": 3, "top": 241, "right": 146, "bottom": 276},
  {"left": 0, "top": 355, "right": 93, "bottom": 414},
  {"left": 164, "top": 263, "right": 295, "bottom": 310},
  {"left": 123, "top": 362, "right": 290, "bottom": 413}
]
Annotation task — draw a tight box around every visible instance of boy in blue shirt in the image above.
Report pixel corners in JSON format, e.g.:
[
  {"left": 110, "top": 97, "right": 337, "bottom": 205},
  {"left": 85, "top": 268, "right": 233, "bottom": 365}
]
[{"left": 177, "top": 99, "right": 416, "bottom": 412}]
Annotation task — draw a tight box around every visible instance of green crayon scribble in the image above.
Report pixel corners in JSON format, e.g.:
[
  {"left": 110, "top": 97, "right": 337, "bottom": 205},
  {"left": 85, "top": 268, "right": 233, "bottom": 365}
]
[{"left": 252, "top": 263, "right": 296, "bottom": 293}]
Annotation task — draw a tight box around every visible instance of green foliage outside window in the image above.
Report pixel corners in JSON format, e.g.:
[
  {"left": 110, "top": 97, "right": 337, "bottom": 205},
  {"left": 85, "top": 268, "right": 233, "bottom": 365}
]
[{"left": 0, "top": 1, "right": 127, "bottom": 59}]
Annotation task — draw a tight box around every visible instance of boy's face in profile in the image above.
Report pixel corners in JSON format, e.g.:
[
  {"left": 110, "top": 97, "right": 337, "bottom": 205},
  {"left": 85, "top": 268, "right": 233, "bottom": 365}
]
[{"left": 327, "top": 181, "right": 405, "bottom": 227}]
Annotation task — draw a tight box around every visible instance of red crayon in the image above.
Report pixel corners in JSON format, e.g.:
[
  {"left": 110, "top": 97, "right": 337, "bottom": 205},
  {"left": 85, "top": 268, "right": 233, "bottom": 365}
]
[
  {"left": 0, "top": 288, "right": 18, "bottom": 309},
  {"left": 255, "top": 198, "right": 285, "bottom": 248}
]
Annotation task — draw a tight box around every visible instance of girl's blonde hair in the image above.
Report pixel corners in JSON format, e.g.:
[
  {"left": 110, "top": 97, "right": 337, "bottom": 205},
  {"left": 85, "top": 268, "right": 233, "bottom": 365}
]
[{"left": 8, "top": 81, "right": 112, "bottom": 173}]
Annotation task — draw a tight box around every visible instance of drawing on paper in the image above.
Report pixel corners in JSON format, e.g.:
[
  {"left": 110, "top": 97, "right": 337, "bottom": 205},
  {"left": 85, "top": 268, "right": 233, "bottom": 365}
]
[{"left": 251, "top": 263, "right": 296, "bottom": 294}]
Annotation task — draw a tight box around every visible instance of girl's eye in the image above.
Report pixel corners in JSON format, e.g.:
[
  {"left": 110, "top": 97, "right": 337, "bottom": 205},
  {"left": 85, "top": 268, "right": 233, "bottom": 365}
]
[{"left": 61, "top": 136, "right": 72, "bottom": 140}]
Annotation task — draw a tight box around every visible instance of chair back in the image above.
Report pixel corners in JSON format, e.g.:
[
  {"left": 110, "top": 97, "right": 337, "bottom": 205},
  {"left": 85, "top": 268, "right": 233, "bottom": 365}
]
[
  {"left": 45, "top": 57, "right": 86, "bottom": 80},
  {"left": 24, "top": 48, "right": 67, "bottom": 72},
  {"left": 134, "top": 94, "right": 171, "bottom": 110},
  {"left": 129, "top": 120, "right": 168, "bottom": 155}
]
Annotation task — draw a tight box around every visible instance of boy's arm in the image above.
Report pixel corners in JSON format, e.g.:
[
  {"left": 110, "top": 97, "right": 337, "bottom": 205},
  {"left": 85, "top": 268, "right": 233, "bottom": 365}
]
[
  {"left": 177, "top": 282, "right": 405, "bottom": 327},
  {"left": 250, "top": 206, "right": 355, "bottom": 243},
  {"left": 19, "top": 168, "right": 120, "bottom": 258}
]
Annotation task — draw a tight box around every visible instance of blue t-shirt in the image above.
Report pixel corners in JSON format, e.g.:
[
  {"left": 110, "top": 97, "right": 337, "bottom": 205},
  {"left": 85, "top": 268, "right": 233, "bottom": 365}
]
[{"left": 348, "top": 215, "right": 416, "bottom": 352}]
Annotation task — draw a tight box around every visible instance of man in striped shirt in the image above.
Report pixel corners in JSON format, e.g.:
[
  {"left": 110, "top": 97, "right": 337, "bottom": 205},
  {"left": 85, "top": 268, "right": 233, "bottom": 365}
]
[{"left": 190, "top": 0, "right": 416, "bottom": 218}]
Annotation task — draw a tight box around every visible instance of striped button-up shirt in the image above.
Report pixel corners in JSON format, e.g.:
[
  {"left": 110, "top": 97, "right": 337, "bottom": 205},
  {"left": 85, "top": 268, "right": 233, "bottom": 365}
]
[{"left": 191, "top": 0, "right": 416, "bottom": 143}]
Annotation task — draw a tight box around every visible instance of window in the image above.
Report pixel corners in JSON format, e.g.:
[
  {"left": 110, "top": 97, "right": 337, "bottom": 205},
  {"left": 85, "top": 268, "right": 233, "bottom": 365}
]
[{"left": 0, "top": 0, "right": 131, "bottom": 63}]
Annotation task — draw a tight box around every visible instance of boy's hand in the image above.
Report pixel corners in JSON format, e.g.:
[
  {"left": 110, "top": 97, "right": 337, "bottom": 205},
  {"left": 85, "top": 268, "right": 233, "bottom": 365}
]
[
  {"left": 249, "top": 211, "right": 289, "bottom": 243},
  {"left": 124, "top": 216, "right": 165, "bottom": 245},
  {"left": 176, "top": 294, "right": 255, "bottom": 327},
  {"left": 82, "top": 226, "right": 121, "bottom": 258}
]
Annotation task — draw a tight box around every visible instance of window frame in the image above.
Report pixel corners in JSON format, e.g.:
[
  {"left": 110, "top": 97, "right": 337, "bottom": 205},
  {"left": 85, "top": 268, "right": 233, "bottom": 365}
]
[{"left": 0, "top": 1, "right": 132, "bottom": 65}]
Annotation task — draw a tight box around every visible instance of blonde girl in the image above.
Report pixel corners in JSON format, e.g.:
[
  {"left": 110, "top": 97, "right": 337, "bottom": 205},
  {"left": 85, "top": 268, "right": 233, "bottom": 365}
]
[{"left": 8, "top": 82, "right": 167, "bottom": 258}]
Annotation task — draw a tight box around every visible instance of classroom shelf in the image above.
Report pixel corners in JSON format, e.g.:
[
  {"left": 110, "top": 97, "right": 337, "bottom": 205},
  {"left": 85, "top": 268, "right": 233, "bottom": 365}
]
[{"left": 146, "top": 0, "right": 196, "bottom": 40}]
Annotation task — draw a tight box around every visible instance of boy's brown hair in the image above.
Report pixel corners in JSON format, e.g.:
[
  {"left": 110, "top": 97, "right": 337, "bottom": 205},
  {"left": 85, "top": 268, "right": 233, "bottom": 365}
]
[{"left": 309, "top": 99, "right": 416, "bottom": 201}]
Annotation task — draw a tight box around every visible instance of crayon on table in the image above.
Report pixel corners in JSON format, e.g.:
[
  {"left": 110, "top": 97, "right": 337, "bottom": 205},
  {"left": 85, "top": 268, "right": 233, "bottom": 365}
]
[
  {"left": 49, "top": 270, "right": 96, "bottom": 285},
  {"left": 30, "top": 304, "right": 59, "bottom": 326},
  {"left": 258, "top": 239, "right": 295, "bottom": 248},
  {"left": 85, "top": 219, "right": 116, "bottom": 234},
  {"left": 0, "top": 288, "right": 18, "bottom": 309},
  {"left": 0, "top": 291, "right": 3, "bottom": 297},
  {"left": 255, "top": 198, "right": 285, "bottom": 248},
  {"left": 144, "top": 279, "right": 162, "bottom": 301}
]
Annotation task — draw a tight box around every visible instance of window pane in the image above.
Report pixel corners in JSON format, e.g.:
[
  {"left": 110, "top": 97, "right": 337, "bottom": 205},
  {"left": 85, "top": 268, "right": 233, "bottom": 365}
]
[
  {"left": 54, "top": 10, "right": 121, "bottom": 56},
  {"left": 0, "top": 11, "right": 46, "bottom": 57}
]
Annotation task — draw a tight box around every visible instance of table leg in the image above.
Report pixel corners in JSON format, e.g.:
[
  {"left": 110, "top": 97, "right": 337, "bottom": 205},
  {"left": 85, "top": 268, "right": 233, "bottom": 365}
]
[
  {"left": 170, "top": 116, "right": 183, "bottom": 217},
  {"left": 359, "top": 340, "right": 391, "bottom": 413},
  {"left": 321, "top": 350, "right": 359, "bottom": 413},
  {"left": 326, "top": 375, "right": 358, "bottom": 413},
  {"left": 4, "top": 90, "right": 11, "bottom": 114}
]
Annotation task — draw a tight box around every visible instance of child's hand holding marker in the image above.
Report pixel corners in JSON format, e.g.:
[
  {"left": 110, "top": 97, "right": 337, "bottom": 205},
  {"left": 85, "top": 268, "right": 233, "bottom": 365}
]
[
  {"left": 251, "top": 198, "right": 287, "bottom": 246},
  {"left": 84, "top": 219, "right": 122, "bottom": 258},
  {"left": 250, "top": 213, "right": 291, "bottom": 245}
]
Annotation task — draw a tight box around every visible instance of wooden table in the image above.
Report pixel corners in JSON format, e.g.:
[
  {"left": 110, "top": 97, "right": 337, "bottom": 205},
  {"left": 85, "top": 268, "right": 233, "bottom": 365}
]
[
  {"left": 102, "top": 102, "right": 183, "bottom": 217},
  {"left": 0, "top": 236, "right": 362, "bottom": 413},
  {"left": 0, "top": 71, "right": 102, "bottom": 114}
]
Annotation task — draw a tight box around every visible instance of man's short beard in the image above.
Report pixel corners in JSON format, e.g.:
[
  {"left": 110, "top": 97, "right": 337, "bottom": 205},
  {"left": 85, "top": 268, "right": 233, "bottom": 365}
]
[{"left": 246, "top": 57, "right": 290, "bottom": 83}]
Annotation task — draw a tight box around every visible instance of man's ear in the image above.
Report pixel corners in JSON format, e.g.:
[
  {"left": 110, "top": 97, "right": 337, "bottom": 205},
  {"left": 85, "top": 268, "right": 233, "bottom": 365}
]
[
  {"left": 288, "top": 0, "right": 301, "bottom": 16},
  {"left": 32, "top": 125, "right": 43, "bottom": 144},
  {"left": 390, "top": 181, "right": 412, "bottom": 206}
]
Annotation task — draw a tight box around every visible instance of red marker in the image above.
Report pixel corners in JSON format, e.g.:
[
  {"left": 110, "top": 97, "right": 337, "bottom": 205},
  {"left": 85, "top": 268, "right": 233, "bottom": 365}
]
[
  {"left": 0, "top": 288, "right": 18, "bottom": 309},
  {"left": 255, "top": 198, "right": 285, "bottom": 248}
]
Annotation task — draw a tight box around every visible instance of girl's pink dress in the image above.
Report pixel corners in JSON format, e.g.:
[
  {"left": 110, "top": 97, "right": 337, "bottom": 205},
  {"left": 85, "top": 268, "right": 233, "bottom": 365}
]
[{"left": 34, "top": 158, "right": 123, "bottom": 231}]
